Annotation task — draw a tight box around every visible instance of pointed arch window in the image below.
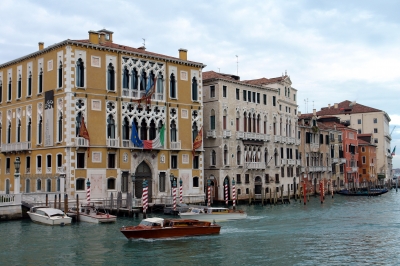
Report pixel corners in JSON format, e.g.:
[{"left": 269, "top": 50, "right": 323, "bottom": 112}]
[
  {"left": 57, "top": 112, "right": 63, "bottom": 142},
  {"left": 16, "top": 119, "right": 21, "bottom": 142},
  {"left": 58, "top": 61, "right": 63, "bottom": 88},
  {"left": 76, "top": 112, "right": 82, "bottom": 137},
  {"left": 149, "top": 119, "right": 156, "bottom": 140},
  {"left": 192, "top": 122, "right": 198, "bottom": 142},
  {"left": 170, "top": 120, "right": 177, "bottom": 142},
  {"left": 27, "top": 117, "right": 31, "bottom": 141},
  {"left": 210, "top": 109, "right": 215, "bottom": 130},
  {"left": 224, "top": 145, "right": 229, "bottom": 165},
  {"left": 140, "top": 69, "right": 147, "bottom": 97},
  {"left": 17, "top": 74, "right": 22, "bottom": 98},
  {"left": 122, "top": 66, "right": 129, "bottom": 89},
  {"left": 38, "top": 68, "right": 43, "bottom": 93},
  {"left": 122, "top": 117, "right": 130, "bottom": 140},
  {"left": 140, "top": 119, "right": 147, "bottom": 140},
  {"left": 192, "top": 77, "right": 198, "bottom": 101},
  {"left": 76, "top": 59, "right": 84, "bottom": 87},
  {"left": 211, "top": 150, "right": 217, "bottom": 166},
  {"left": 27, "top": 71, "right": 32, "bottom": 96},
  {"left": 107, "top": 114, "right": 116, "bottom": 139},
  {"left": 38, "top": 114, "right": 43, "bottom": 144},
  {"left": 7, "top": 121, "right": 11, "bottom": 144},
  {"left": 156, "top": 72, "right": 164, "bottom": 100},
  {"left": 8, "top": 78, "right": 12, "bottom": 101},
  {"left": 170, "top": 73, "right": 176, "bottom": 98},
  {"left": 237, "top": 146, "right": 242, "bottom": 165},
  {"left": 131, "top": 68, "right": 138, "bottom": 97},
  {"left": 0, "top": 81, "right": 2, "bottom": 102},
  {"left": 36, "top": 179, "right": 42, "bottom": 191},
  {"left": 107, "top": 63, "right": 115, "bottom": 91}
]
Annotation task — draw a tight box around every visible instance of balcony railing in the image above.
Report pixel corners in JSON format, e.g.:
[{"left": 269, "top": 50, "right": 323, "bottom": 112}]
[
  {"left": 310, "top": 143, "right": 319, "bottom": 151},
  {"left": 107, "top": 138, "right": 119, "bottom": 148},
  {"left": 286, "top": 137, "right": 295, "bottom": 144},
  {"left": 170, "top": 141, "right": 181, "bottom": 150},
  {"left": 207, "top": 130, "right": 216, "bottom": 138},
  {"left": 301, "top": 167, "right": 305, "bottom": 173},
  {"left": 295, "top": 139, "right": 301, "bottom": 145},
  {"left": 223, "top": 130, "right": 232, "bottom": 138},
  {"left": 264, "top": 134, "right": 271, "bottom": 142},
  {"left": 1, "top": 141, "right": 31, "bottom": 152},
  {"left": 281, "top": 159, "right": 286, "bottom": 165},
  {"left": 244, "top": 132, "right": 256, "bottom": 140},
  {"left": 280, "top": 136, "right": 286, "bottom": 143},
  {"left": 121, "top": 139, "right": 135, "bottom": 148},
  {"left": 56, "top": 167, "right": 64, "bottom": 174},
  {"left": 340, "top": 158, "right": 346, "bottom": 164},
  {"left": 37, "top": 167, "right": 42, "bottom": 174},
  {"left": 246, "top": 162, "right": 266, "bottom": 169},
  {"left": 332, "top": 158, "right": 339, "bottom": 163},
  {"left": 236, "top": 131, "right": 244, "bottom": 139},
  {"left": 75, "top": 137, "right": 89, "bottom": 147},
  {"left": 46, "top": 167, "right": 52, "bottom": 174},
  {"left": 0, "top": 194, "right": 21, "bottom": 206},
  {"left": 287, "top": 159, "right": 296, "bottom": 165},
  {"left": 274, "top": 136, "right": 281, "bottom": 143},
  {"left": 296, "top": 159, "right": 301, "bottom": 165}
]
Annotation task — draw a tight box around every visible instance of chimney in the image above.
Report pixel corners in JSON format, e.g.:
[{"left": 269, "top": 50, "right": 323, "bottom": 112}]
[
  {"left": 334, "top": 103, "right": 338, "bottom": 108},
  {"left": 328, "top": 104, "right": 331, "bottom": 109},
  {"left": 89, "top": 31, "right": 99, "bottom": 44},
  {"left": 313, "top": 109, "right": 316, "bottom": 116},
  {"left": 38, "top": 42, "right": 44, "bottom": 51},
  {"left": 179, "top": 48, "right": 188, "bottom": 61},
  {"left": 137, "top": 46, "right": 146, "bottom": 50},
  {"left": 99, "top": 32, "right": 106, "bottom": 44}
]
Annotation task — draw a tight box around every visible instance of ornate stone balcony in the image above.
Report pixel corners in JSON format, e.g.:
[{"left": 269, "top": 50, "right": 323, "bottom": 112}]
[
  {"left": 246, "top": 162, "right": 266, "bottom": 169},
  {"left": 170, "top": 141, "right": 181, "bottom": 150},
  {"left": 223, "top": 130, "right": 232, "bottom": 138},
  {"left": 1, "top": 141, "right": 31, "bottom": 153},
  {"left": 75, "top": 137, "right": 89, "bottom": 147},
  {"left": 207, "top": 130, "right": 216, "bottom": 138},
  {"left": 107, "top": 137, "right": 119, "bottom": 148}
]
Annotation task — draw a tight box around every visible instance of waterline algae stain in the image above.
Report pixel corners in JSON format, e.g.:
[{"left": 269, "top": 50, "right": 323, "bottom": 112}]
[{"left": 1, "top": 191, "right": 400, "bottom": 265}]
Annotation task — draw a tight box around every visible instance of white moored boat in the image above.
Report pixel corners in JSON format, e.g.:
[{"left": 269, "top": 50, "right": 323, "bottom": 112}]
[
  {"left": 27, "top": 207, "right": 72, "bottom": 225},
  {"left": 71, "top": 204, "right": 116, "bottom": 223},
  {"left": 179, "top": 207, "right": 247, "bottom": 222}
]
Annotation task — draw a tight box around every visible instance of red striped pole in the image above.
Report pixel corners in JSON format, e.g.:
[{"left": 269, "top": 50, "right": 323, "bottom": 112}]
[
  {"left": 142, "top": 180, "right": 148, "bottom": 215},
  {"left": 179, "top": 179, "right": 183, "bottom": 204},
  {"left": 86, "top": 179, "right": 91, "bottom": 204},
  {"left": 173, "top": 187, "right": 177, "bottom": 211},
  {"left": 208, "top": 185, "right": 211, "bottom": 207},
  {"left": 225, "top": 182, "right": 228, "bottom": 206},
  {"left": 232, "top": 178, "right": 236, "bottom": 210}
]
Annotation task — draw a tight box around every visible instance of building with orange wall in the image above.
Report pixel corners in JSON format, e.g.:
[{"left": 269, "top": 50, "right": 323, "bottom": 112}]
[{"left": 357, "top": 134, "right": 377, "bottom": 183}]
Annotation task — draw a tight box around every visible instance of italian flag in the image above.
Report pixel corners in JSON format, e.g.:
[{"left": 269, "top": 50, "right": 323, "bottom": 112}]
[{"left": 143, "top": 125, "right": 165, "bottom": 149}]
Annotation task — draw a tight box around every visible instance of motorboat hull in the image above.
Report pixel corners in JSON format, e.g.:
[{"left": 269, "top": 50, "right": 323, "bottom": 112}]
[
  {"left": 78, "top": 213, "right": 116, "bottom": 223},
  {"left": 27, "top": 212, "right": 72, "bottom": 225},
  {"left": 337, "top": 188, "right": 388, "bottom": 196},
  {"left": 121, "top": 222, "right": 220, "bottom": 239}
]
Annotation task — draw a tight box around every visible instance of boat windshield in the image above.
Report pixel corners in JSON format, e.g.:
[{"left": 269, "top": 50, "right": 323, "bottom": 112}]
[
  {"left": 191, "top": 208, "right": 201, "bottom": 213},
  {"left": 140, "top": 220, "right": 162, "bottom": 227}
]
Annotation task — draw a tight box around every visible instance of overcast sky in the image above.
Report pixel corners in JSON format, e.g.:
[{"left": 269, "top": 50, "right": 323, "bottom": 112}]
[{"left": 1, "top": 0, "right": 399, "bottom": 168}]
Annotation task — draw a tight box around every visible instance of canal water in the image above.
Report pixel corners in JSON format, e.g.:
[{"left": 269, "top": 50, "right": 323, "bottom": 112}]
[{"left": 1, "top": 190, "right": 400, "bottom": 266}]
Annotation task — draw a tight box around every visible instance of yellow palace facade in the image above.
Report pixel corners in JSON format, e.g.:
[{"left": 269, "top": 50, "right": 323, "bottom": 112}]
[{"left": 0, "top": 29, "right": 205, "bottom": 203}]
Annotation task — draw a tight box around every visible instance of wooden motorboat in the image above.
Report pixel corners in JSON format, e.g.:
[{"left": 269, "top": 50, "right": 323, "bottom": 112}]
[
  {"left": 27, "top": 206, "right": 72, "bottom": 225},
  {"left": 337, "top": 188, "right": 388, "bottom": 196},
  {"left": 70, "top": 204, "right": 116, "bottom": 223},
  {"left": 120, "top": 217, "right": 221, "bottom": 239},
  {"left": 179, "top": 207, "right": 247, "bottom": 222}
]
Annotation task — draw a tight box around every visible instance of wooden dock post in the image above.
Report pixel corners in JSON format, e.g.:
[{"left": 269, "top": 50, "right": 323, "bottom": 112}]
[
  {"left": 261, "top": 189, "right": 264, "bottom": 206},
  {"left": 269, "top": 189, "right": 272, "bottom": 205},
  {"left": 287, "top": 184, "right": 290, "bottom": 204},
  {"left": 64, "top": 194, "right": 68, "bottom": 214},
  {"left": 58, "top": 194, "right": 61, "bottom": 209},
  {"left": 76, "top": 194, "right": 80, "bottom": 222},
  {"left": 54, "top": 194, "right": 57, "bottom": 208},
  {"left": 46, "top": 194, "right": 48, "bottom": 206}
]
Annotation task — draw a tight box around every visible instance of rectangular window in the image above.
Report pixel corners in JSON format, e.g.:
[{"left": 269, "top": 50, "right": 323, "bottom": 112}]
[
  {"left": 263, "top": 94, "right": 267, "bottom": 105},
  {"left": 193, "top": 156, "right": 199, "bottom": 169},
  {"left": 243, "top": 90, "right": 247, "bottom": 101},
  {"left": 252, "top": 92, "right": 256, "bottom": 103},
  {"left": 245, "top": 174, "right": 249, "bottom": 184},
  {"left": 46, "top": 155, "right": 52, "bottom": 168},
  {"left": 272, "top": 96, "right": 276, "bottom": 106},
  {"left": 6, "top": 157, "right": 11, "bottom": 173},
  {"left": 159, "top": 172, "right": 166, "bottom": 192},
  {"left": 236, "top": 174, "right": 241, "bottom": 184},
  {"left": 26, "top": 156, "right": 31, "bottom": 173},
  {"left": 236, "top": 88, "right": 240, "bottom": 100},
  {"left": 265, "top": 174, "right": 270, "bottom": 183},
  {"left": 374, "top": 128, "right": 378, "bottom": 133},
  {"left": 171, "top": 155, "right": 178, "bottom": 169},
  {"left": 358, "top": 119, "right": 361, "bottom": 124},
  {"left": 77, "top": 153, "right": 85, "bottom": 168},
  {"left": 210, "top": 85, "right": 215, "bottom": 98},
  {"left": 362, "top": 156, "right": 366, "bottom": 164},
  {"left": 248, "top": 91, "right": 251, "bottom": 102},
  {"left": 257, "top": 93, "right": 260, "bottom": 103},
  {"left": 374, "top": 138, "right": 378, "bottom": 143},
  {"left": 108, "top": 153, "right": 116, "bottom": 168},
  {"left": 373, "top": 118, "right": 377, "bottom": 123},
  {"left": 223, "top": 85, "right": 227, "bottom": 98}
]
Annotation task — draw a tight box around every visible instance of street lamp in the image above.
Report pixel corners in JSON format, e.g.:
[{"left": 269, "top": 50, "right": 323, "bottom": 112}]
[
  {"left": 14, "top": 157, "right": 21, "bottom": 194},
  {"left": 131, "top": 173, "right": 136, "bottom": 198},
  {"left": 173, "top": 179, "right": 177, "bottom": 189},
  {"left": 179, "top": 178, "right": 182, "bottom": 187}
]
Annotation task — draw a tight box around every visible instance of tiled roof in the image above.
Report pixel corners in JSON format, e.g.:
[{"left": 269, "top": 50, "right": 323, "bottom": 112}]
[
  {"left": 202, "top": 71, "right": 240, "bottom": 81},
  {"left": 72, "top": 39, "right": 203, "bottom": 65},
  {"left": 316, "top": 100, "right": 382, "bottom": 115},
  {"left": 243, "top": 76, "right": 287, "bottom": 85},
  {"left": 358, "top": 139, "right": 370, "bottom": 145}
]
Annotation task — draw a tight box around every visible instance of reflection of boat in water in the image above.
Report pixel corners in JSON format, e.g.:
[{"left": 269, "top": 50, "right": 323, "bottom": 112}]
[
  {"left": 337, "top": 188, "right": 388, "bottom": 196},
  {"left": 120, "top": 217, "right": 221, "bottom": 239},
  {"left": 179, "top": 207, "right": 247, "bottom": 222},
  {"left": 70, "top": 204, "right": 116, "bottom": 223},
  {"left": 28, "top": 206, "right": 72, "bottom": 225}
]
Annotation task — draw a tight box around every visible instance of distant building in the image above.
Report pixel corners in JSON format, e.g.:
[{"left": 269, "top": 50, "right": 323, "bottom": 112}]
[
  {"left": 202, "top": 71, "right": 299, "bottom": 203},
  {"left": 314, "top": 100, "right": 392, "bottom": 182},
  {"left": 357, "top": 134, "right": 377, "bottom": 183},
  {"left": 0, "top": 29, "right": 205, "bottom": 204}
]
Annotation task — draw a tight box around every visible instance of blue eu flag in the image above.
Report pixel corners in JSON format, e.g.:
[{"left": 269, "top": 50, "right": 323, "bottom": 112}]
[{"left": 131, "top": 121, "right": 143, "bottom": 147}]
